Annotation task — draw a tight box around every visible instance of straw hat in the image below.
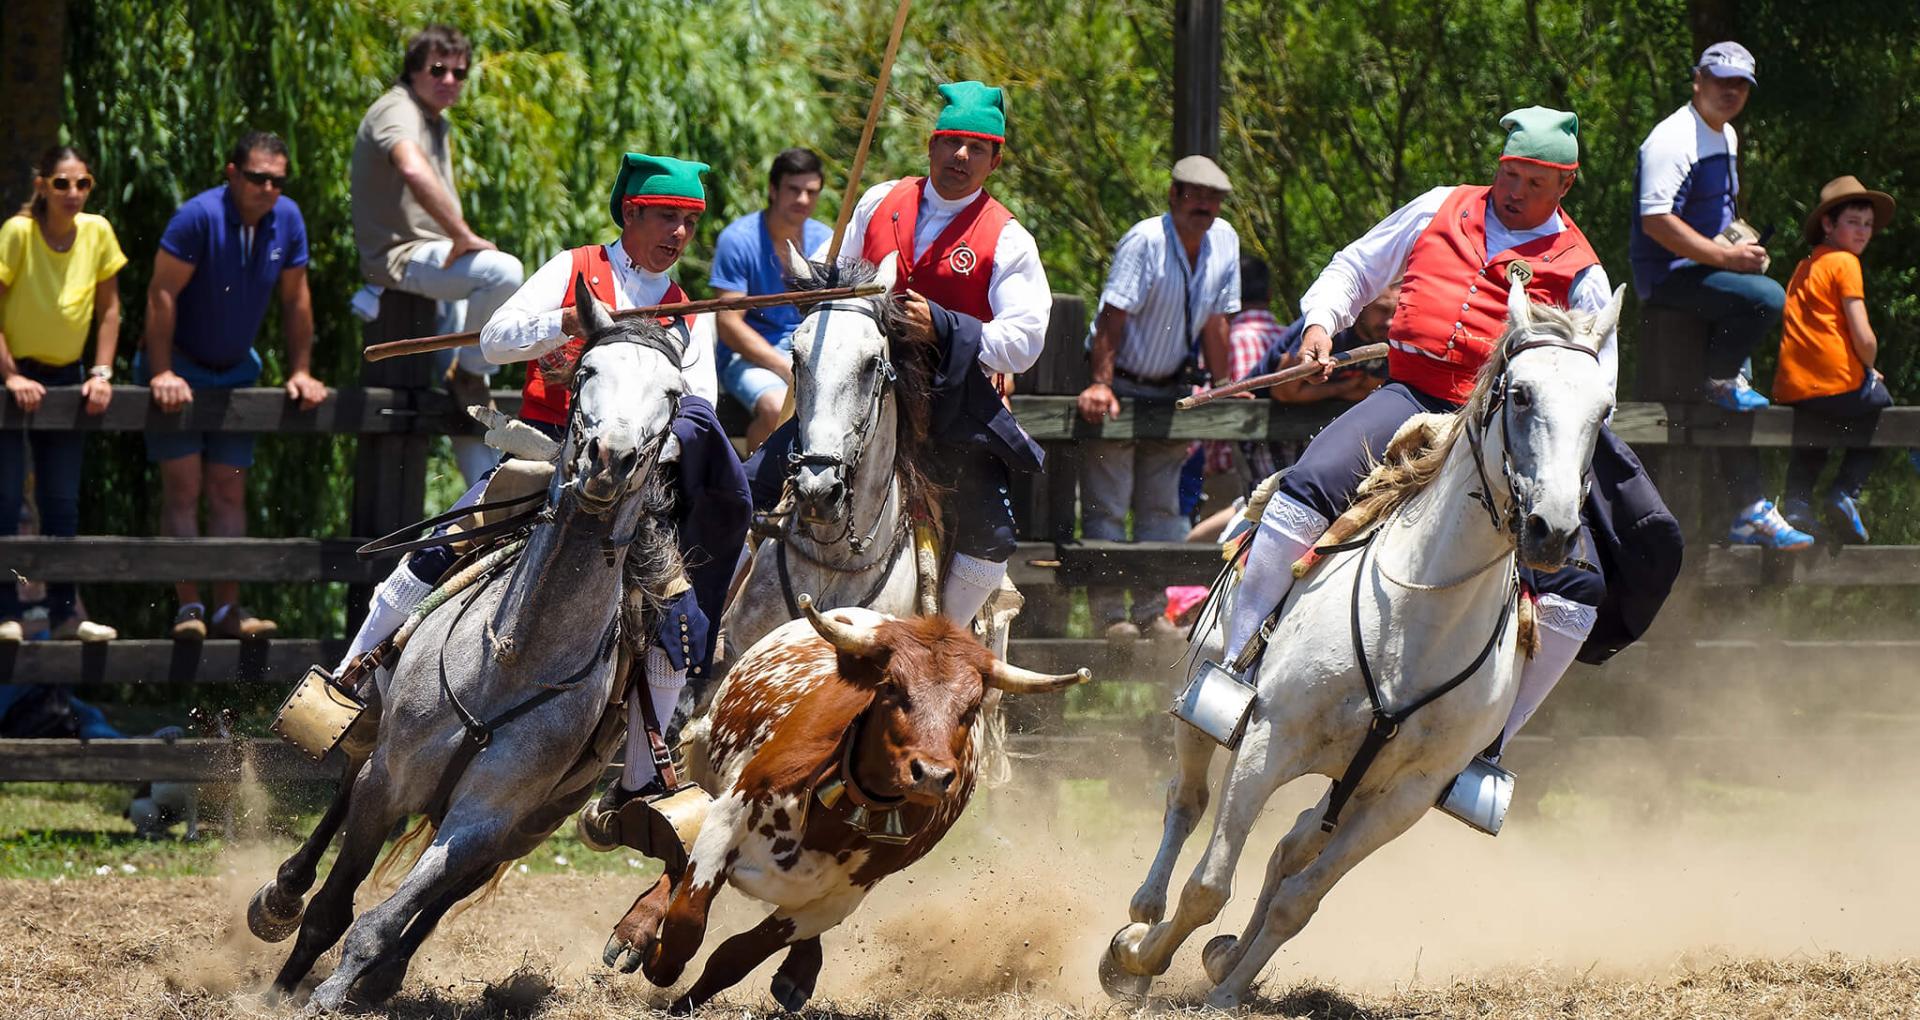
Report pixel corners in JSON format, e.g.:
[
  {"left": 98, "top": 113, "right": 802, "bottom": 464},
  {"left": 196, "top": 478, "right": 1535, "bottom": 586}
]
[{"left": 1803, "top": 175, "right": 1894, "bottom": 247}]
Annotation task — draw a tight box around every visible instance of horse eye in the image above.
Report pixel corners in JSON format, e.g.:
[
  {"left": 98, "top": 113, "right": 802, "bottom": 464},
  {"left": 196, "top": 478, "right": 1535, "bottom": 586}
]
[{"left": 1510, "top": 385, "right": 1533, "bottom": 410}]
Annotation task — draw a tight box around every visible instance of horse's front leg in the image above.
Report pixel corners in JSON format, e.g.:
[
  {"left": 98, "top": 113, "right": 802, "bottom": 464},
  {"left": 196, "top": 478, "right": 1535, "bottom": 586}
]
[
  {"left": 1131, "top": 718, "right": 1218, "bottom": 923},
  {"left": 248, "top": 757, "right": 363, "bottom": 942},
  {"left": 1109, "top": 719, "right": 1295, "bottom": 980},
  {"left": 1207, "top": 778, "right": 1444, "bottom": 1010},
  {"left": 1201, "top": 788, "right": 1333, "bottom": 985},
  {"left": 644, "top": 792, "right": 749, "bottom": 987}
]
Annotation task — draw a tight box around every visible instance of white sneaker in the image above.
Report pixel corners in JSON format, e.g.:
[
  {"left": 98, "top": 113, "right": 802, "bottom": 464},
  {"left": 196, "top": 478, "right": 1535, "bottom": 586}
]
[
  {"left": 74, "top": 620, "right": 119, "bottom": 643},
  {"left": 0, "top": 620, "right": 21, "bottom": 643}
]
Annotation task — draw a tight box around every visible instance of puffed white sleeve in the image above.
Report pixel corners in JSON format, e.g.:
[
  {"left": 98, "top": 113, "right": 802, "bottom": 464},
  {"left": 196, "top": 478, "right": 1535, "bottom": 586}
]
[
  {"left": 479, "top": 248, "right": 572, "bottom": 364},
  {"left": 680, "top": 313, "right": 720, "bottom": 407},
  {"left": 977, "top": 219, "right": 1051, "bottom": 375},
  {"left": 810, "top": 181, "right": 895, "bottom": 263},
  {"left": 1298, "top": 185, "right": 1449, "bottom": 336},
  {"left": 1568, "top": 263, "right": 1621, "bottom": 399}
]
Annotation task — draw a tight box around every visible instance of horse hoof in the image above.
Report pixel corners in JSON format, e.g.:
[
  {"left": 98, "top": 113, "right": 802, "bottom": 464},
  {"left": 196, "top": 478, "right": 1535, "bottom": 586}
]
[
  {"left": 771, "top": 972, "right": 812, "bottom": 1012},
  {"left": 1204, "top": 986, "right": 1246, "bottom": 1011},
  {"left": 1098, "top": 931, "right": 1152, "bottom": 1002},
  {"left": 1202, "top": 933, "right": 1240, "bottom": 985},
  {"left": 247, "top": 881, "right": 304, "bottom": 943}
]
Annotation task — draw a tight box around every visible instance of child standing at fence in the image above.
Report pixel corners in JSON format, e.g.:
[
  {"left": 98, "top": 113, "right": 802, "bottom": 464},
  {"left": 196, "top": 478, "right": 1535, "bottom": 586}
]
[
  {"left": 1773, "top": 176, "right": 1896, "bottom": 543},
  {"left": 0, "top": 146, "right": 126, "bottom": 643}
]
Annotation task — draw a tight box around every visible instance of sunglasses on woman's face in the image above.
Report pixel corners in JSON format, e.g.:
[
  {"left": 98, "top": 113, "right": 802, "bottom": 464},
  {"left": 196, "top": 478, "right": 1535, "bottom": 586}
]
[
  {"left": 240, "top": 169, "right": 290, "bottom": 189},
  {"left": 47, "top": 176, "right": 94, "bottom": 193},
  {"left": 428, "top": 62, "right": 469, "bottom": 81}
]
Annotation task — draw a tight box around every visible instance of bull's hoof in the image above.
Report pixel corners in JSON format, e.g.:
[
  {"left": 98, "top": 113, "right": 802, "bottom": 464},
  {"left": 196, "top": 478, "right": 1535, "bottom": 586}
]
[
  {"left": 771, "top": 971, "right": 813, "bottom": 1012},
  {"left": 1098, "top": 931, "right": 1151, "bottom": 1002},
  {"left": 602, "top": 933, "right": 645, "bottom": 974},
  {"left": 247, "top": 881, "right": 304, "bottom": 943},
  {"left": 667, "top": 993, "right": 698, "bottom": 1016},
  {"left": 1202, "top": 933, "right": 1240, "bottom": 985}
]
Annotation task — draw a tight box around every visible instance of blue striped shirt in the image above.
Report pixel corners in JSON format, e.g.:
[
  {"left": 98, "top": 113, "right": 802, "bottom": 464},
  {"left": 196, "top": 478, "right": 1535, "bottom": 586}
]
[{"left": 1095, "top": 214, "right": 1241, "bottom": 380}]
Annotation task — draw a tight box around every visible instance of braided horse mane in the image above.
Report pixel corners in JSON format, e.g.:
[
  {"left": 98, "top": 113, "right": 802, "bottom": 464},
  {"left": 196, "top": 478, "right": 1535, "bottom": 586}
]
[{"left": 789, "top": 257, "right": 944, "bottom": 531}]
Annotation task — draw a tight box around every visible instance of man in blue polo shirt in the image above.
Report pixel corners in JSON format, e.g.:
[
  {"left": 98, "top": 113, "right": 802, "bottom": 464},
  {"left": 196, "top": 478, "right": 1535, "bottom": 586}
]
[
  {"left": 708, "top": 148, "right": 831, "bottom": 448},
  {"left": 139, "top": 131, "right": 328, "bottom": 639}
]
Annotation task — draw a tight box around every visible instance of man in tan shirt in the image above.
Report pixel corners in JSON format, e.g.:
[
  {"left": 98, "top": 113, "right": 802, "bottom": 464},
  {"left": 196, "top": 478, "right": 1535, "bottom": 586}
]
[{"left": 351, "top": 24, "right": 522, "bottom": 484}]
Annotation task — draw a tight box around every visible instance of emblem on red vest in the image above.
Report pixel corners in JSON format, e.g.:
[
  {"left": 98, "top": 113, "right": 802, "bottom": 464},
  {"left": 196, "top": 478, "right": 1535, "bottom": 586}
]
[{"left": 949, "top": 242, "right": 978, "bottom": 276}]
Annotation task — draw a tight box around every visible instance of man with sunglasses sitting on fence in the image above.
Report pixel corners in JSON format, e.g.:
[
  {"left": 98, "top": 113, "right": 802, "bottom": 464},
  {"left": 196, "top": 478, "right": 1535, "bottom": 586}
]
[
  {"left": 351, "top": 23, "right": 524, "bottom": 486},
  {"left": 139, "top": 131, "right": 327, "bottom": 642}
]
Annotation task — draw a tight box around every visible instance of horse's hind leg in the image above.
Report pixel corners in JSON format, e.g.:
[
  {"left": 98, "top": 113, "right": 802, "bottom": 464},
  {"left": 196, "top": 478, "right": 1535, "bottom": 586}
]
[
  {"left": 352, "top": 862, "right": 499, "bottom": 1005},
  {"left": 1206, "top": 781, "right": 1438, "bottom": 1009},
  {"left": 272, "top": 764, "right": 402, "bottom": 995},
  {"left": 1201, "top": 789, "right": 1334, "bottom": 985},
  {"left": 308, "top": 813, "right": 510, "bottom": 1011},
  {"left": 1130, "top": 718, "right": 1217, "bottom": 923},
  {"left": 1109, "top": 724, "right": 1295, "bottom": 980},
  {"left": 249, "top": 763, "right": 361, "bottom": 942}
]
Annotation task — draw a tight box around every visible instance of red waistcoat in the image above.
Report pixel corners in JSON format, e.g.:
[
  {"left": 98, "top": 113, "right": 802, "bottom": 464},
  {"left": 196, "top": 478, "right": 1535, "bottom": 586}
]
[
  {"left": 1386, "top": 184, "right": 1599, "bottom": 403},
  {"left": 519, "top": 244, "right": 693, "bottom": 426},
  {"left": 859, "top": 177, "right": 1011, "bottom": 321}
]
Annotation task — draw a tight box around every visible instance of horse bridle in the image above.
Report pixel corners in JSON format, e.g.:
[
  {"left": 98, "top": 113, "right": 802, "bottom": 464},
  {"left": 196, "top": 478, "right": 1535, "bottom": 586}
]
[
  {"left": 788, "top": 298, "right": 899, "bottom": 556},
  {"left": 562, "top": 325, "right": 688, "bottom": 562},
  {"left": 1463, "top": 331, "right": 1601, "bottom": 538}
]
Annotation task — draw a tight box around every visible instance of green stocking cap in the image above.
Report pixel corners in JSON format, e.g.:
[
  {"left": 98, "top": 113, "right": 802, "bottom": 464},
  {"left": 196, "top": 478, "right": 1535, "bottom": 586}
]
[
  {"left": 609, "top": 152, "right": 710, "bottom": 227},
  {"left": 1498, "top": 106, "right": 1579, "bottom": 170},
  {"left": 932, "top": 81, "right": 1007, "bottom": 143}
]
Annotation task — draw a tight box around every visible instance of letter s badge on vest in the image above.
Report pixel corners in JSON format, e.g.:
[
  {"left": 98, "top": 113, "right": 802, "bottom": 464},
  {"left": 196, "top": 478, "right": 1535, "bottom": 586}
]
[{"left": 949, "top": 242, "right": 978, "bottom": 276}]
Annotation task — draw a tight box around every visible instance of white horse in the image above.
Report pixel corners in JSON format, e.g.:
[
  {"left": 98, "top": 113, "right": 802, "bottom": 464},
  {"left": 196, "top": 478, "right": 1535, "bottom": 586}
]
[{"left": 1103, "top": 282, "right": 1624, "bottom": 1008}]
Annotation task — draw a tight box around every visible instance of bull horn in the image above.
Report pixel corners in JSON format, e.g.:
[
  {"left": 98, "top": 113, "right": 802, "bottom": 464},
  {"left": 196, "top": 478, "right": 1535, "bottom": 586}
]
[
  {"left": 799, "top": 594, "right": 883, "bottom": 659},
  {"left": 985, "top": 660, "right": 1091, "bottom": 695}
]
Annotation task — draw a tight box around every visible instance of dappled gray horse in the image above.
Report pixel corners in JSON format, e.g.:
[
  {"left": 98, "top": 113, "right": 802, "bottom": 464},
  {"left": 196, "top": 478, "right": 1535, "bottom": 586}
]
[{"left": 249, "top": 277, "right": 688, "bottom": 1009}]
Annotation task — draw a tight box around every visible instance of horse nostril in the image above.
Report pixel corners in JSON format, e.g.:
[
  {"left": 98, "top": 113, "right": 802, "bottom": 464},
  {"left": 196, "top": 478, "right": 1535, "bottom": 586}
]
[
  {"left": 1525, "top": 513, "right": 1550, "bottom": 540},
  {"left": 585, "top": 437, "right": 602, "bottom": 467}
]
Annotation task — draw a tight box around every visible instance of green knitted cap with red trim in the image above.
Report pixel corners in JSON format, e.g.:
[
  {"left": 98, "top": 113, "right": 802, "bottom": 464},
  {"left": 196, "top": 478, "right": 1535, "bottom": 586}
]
[
  {"left": 1499, "top": 106, "right": 1579, "bottom": 171},
  {"left": 609, "top": 153, "right": 709, "bottom": 226},
  {"left": 932, "top": 81, "right": 1007, "bottom": 143}
]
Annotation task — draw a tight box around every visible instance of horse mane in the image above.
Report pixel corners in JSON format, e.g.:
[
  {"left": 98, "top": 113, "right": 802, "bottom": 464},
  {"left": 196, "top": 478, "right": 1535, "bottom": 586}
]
[
  {"left": 1331, "top": 299, "right": 1593, "bottom": 536},
  {"left": 791, "top": 258, "right": 943, "bottom": 529}
]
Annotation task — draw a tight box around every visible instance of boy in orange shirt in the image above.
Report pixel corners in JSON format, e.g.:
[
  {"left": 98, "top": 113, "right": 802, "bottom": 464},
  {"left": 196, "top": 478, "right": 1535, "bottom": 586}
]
[{"left": 1773, "top": 176, "right": 1895, "bottom": 542}]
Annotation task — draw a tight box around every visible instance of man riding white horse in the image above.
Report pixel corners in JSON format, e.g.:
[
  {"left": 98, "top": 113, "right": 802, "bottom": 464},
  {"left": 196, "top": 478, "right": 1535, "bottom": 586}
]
[
  {"left": 1221, "top": 107, "right": 1681, "bottom": 799},
  {"left": 327, "top": 152, "right": 750, "bottom": 834},
  {"left": 743, "top": 80, "right": 1052, "bottom": 630}
]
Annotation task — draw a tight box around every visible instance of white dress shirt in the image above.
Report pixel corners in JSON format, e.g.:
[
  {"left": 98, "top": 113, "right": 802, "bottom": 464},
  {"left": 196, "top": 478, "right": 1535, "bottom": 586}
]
[
  {"left": 819, "top": 179, "right": 1051, "bottom": 375},
  {"left": 1298, "top": 185, "right": 1619, "bottom": 395},
  {"left": 480, "top": 240, "right": 718, "bottom": 406},
  {"left": 1095, "top": 213, "right": 1242, "bottom": 380}
]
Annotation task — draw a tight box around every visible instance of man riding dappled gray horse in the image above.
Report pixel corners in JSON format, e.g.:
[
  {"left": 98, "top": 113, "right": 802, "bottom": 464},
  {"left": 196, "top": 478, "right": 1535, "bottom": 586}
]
[{"left": 251, "top": 276, "right": 707, "bottom": 1010}]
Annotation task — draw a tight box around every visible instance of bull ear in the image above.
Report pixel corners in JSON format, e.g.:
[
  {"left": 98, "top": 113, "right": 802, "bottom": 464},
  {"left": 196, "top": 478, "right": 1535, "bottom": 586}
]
[
  {"left": 873, "top": 251, "right": 901, "bottom": 295},
  {"left": 785, "top": 240, "right": 818, "bottom": 288},
  {"left": 1585, "top": 284, "right": 1627, "bottom": 352},
  {"left": 799, "top": 594, "right": 884, "bottom": 659},
  {"left": 985, "top": 660, "right": 1091, "bottom": 695},
  {"left": 573, "top": 272, "right": 615, "bottom": 339}
]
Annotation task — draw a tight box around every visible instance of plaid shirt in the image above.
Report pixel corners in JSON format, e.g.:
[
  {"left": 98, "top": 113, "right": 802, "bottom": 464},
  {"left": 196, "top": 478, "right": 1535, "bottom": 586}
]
[{"left": 1199, "top": 309, "right": 1293, "bottom": 475}]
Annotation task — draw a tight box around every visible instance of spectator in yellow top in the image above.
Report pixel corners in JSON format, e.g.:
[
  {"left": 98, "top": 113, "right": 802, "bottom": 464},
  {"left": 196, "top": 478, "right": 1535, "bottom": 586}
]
[
  {"left": 0, "top": 145, "right": 126, "bottom": 643},
  {"left": 1773, "top": 176, "right": 1895, "bottom": 544}
]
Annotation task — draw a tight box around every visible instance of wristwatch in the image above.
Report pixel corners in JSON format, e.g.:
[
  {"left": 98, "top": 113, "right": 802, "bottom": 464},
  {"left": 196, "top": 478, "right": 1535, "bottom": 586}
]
[{"left": 88, "top": 365, "right": 113, "bottom": 381}]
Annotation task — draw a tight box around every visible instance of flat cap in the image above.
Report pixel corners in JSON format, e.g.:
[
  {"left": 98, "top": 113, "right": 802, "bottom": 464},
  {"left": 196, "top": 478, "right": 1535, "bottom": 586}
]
[{"left": 1171, "top": 155, "right": 1232, "bottom": 193}]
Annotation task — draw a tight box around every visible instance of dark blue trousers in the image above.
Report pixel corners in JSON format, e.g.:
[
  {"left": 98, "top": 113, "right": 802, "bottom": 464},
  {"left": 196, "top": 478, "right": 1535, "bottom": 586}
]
[{"left": 1785, "top": 374, "right": 1892, "bottom": 501}]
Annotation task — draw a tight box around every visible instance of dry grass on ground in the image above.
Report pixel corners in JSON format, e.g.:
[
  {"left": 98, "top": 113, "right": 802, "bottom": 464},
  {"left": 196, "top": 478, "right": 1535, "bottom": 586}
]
[{"left": 2, "top": 874, "right": 1916, "bottom": 1020}]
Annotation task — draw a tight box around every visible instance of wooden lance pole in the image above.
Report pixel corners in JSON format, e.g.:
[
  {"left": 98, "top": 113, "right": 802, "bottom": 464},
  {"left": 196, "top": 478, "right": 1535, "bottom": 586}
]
[
  {"left": 1176, "top": 344, "right": 1389, "bottom": 409},
  {"left": 825, "top": 0, "right": 914, "bottom": 265}
]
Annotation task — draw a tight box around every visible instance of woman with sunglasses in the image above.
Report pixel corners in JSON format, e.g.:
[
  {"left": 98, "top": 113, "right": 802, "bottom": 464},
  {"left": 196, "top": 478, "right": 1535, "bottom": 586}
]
[{"left": 0, "top": 144, "right": 126, "bottom": 643}]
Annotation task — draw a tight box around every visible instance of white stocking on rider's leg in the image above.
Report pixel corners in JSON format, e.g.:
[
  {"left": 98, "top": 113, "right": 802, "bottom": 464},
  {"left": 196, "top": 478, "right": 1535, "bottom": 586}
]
[
  {"left": 940, "top": 553, "right": 1007, "bottom": 628},
  {"left": 1223, "top": 493, "right": 1329, "bottom": 664},
  {"left": 1498, "top": 594, "right": 1596, "bottom": 752},
  {"left": 621, "top": 647, "right": 688, "bottom": 793},
  {"left": 332, "top": 473, "right": 494, "bottom": 677}
]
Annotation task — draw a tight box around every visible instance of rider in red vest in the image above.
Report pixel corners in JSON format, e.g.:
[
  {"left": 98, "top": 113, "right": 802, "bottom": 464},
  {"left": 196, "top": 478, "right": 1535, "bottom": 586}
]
[
  {"left": 333, "top": 154, "right": 750, "bottom": 809},
  {"left": 746, "top": 81, "right": 1054, "bottom": 628},
  {"left": 1217, "top": 109, "right": 1678, "bottom": 811}
]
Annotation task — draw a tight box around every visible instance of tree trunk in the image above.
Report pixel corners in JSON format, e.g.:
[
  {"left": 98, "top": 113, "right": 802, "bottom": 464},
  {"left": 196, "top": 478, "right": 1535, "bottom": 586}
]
[
  {"left": 1173, "top": 0, "right": 1221, "bottom": 158},
  {"left": 1688, "top": 0, "right": 1739, "bottom": 57},
  {"left": 0, "top": 0, "right": 67, "bottom": 208}
]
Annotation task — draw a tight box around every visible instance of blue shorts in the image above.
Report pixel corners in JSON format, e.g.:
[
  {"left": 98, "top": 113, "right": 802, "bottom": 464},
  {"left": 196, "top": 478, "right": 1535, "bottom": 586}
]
[
  {"left": 719, "top": 352, "right": 790, "bottom": 413},
  {"left": 134, "top": 349, "right": 263, "bottom": 468}
]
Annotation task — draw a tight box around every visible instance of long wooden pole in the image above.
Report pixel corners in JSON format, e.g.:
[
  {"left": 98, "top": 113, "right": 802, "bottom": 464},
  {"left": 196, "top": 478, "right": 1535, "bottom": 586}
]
[
  {"left": 362, "top": 282, "right": 886, "bottom": 362},
  {"left": 825, "top": 0, "right": 914, "bottom": 265},
  {"left": 1175, "top": 343, "right": 1389, "bottom": 409}
]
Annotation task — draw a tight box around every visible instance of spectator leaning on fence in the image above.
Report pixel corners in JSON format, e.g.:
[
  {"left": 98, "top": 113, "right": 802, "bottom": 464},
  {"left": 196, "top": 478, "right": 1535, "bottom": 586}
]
[
  {"left": 1077, "top": 155, "right": 1240, "bottom": 643},
  {"left": 138, "top": 131, "right": 328, "bottom": 640},
  {"left": 1629, "top": 41, "right": 1810, "bottom": 549},
  {"left": 708, "top": 147, "right": 831, "bottom": 449},
  {"left": 0, "top": 145, "right": 125, "bottom": 644},
  {"left": 1772, "top": 176, "right": 1897, "bottom": 544},
  {"left": 351, "top": 23, "right": 523, "bottom": 487}
]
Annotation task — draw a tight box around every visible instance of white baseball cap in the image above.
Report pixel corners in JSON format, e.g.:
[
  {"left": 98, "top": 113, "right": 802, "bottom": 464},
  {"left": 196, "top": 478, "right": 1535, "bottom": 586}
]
[{"left": 1696, "top": 41, "right": 1757, "bottom": 85}]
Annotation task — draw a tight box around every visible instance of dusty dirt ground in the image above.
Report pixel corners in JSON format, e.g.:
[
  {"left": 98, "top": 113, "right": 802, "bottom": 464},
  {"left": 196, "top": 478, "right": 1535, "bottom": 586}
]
[{"left": 4, "top": 741, "right": 1920, "bottom": 1020}]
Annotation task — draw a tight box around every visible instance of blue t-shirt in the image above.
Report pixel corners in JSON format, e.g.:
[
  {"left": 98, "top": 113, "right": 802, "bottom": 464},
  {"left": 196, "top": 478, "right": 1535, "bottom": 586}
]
[
  {"left": 159, "top": 186, "right": 310, "bottom": 368},
  {"left": 707, "top": 211, "right": 832, "bottom": 367}
]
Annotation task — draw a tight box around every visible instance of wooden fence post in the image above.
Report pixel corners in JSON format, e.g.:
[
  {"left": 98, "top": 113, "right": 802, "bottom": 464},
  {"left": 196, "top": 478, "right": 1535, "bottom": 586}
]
[
  {"left": 1010, "top": 295, "right": 1089, "bottom": 644},
  {"left": 1633, "top": 305, "right": 1717, "bottom": 541},
  {"left": 347, "top": 292, "right": 438, "bottom": 631}
]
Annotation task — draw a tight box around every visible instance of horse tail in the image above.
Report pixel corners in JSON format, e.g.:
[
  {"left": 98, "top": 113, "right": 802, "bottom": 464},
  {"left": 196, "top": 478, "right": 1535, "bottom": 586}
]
[
  {"left": 445, "top": 861, "right": 516, "bottom": 924},
  {"left": 371, "top": 815, "right": 437, "bottom": 888}
]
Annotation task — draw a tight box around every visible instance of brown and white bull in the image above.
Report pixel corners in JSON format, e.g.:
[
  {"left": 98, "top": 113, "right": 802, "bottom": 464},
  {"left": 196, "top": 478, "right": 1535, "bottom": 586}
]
[{"left": 602, "top": 595, "right": 1088, "bottom": 1013}]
